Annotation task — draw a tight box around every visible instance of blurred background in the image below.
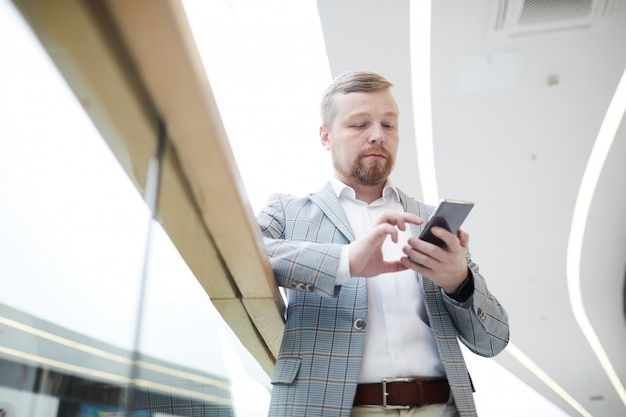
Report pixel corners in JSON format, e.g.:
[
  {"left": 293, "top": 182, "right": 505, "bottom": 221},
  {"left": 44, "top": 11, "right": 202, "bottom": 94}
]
[{"left": 1, "top": 1, "right": 624, "bottom": 416}]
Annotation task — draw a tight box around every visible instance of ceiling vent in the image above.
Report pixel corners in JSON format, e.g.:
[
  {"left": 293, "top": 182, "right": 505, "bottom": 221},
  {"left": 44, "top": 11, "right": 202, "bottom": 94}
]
[{"left": 488, "top": 0, "right": 621, "bottom": 45}]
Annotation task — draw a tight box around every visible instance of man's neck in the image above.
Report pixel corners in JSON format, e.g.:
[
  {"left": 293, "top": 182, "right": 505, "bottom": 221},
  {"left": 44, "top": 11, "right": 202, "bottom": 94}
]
[{"left": 336, "top": 176, "right": 386, "bottom": 204}]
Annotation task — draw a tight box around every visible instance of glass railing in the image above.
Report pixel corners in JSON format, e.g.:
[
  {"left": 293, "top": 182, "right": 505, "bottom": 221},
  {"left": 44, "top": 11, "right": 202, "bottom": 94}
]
[{"left": 0, "top": 1, "right": 270, "bottom": 415}]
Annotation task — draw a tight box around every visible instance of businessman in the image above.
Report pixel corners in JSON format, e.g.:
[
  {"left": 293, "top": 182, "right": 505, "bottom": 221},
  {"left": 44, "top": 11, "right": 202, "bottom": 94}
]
[{"left": 257, "top": 71, "right": 509, "bottom": 417}]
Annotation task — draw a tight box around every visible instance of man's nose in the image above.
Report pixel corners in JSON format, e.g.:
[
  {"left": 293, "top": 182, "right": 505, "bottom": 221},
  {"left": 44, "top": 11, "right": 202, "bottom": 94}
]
[{"left": 368, "top": 126, "right": 385, "bottom": 144}]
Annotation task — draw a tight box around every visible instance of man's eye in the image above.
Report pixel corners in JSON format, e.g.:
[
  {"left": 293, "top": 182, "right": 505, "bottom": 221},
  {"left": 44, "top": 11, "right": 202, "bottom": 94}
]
[{"left": 352, "top": 123, "right": 367, "bottom": 129}]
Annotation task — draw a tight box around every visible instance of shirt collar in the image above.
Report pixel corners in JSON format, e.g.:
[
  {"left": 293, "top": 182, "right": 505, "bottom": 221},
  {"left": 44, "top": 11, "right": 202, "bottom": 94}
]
[{"left": 329, "top": 177, "right": 400, "bottom": 203}]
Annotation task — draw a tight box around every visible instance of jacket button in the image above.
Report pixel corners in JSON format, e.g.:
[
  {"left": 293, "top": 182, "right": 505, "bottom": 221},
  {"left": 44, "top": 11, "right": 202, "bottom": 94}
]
[
  {"left": 353, "top": 319, "right": 366, "bottom": 330},
  {"left": 305, "top": 284, "right": 315, "bottom": 292}
]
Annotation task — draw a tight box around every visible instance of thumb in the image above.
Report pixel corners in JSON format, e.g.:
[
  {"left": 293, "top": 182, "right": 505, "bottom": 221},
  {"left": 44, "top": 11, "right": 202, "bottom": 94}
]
[{"left": 457, "top": 229, "right": 470, "bottom": 248}]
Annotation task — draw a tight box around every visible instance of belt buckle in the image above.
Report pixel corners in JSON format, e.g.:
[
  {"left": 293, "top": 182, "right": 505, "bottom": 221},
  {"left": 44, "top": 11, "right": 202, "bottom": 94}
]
[{"left": 382, "top": 377, "right": 414, "bottom": 409}]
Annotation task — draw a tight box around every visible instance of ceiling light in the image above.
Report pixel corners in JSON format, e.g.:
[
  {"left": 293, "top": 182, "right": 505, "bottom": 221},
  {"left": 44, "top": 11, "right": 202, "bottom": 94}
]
[
  {"left": 566, "top": 65, "right": 626, "bottom": 408},
  {"left": 409, "top": 0, "right": 438, "bottom": 204},
  {"left": 506, "top": 343, "right": 593, "bottom": 417}
]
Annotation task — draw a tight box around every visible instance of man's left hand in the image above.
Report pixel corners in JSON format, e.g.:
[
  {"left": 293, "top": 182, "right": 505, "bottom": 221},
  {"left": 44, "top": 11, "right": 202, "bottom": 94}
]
[{"left": 400, "top": 226, "right": 469, "bottom": 293}]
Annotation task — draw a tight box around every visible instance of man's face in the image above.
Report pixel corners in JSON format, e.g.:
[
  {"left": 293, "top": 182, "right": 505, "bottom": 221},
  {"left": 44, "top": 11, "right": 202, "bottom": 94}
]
[{"left": 320, "top": 89, "right": 399, "bottom": 187}]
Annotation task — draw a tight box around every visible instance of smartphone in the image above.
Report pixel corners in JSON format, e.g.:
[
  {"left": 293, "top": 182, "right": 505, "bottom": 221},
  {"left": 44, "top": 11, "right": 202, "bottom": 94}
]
[{"left": 418, "top": 199, "right": 474, "bottom": 247}]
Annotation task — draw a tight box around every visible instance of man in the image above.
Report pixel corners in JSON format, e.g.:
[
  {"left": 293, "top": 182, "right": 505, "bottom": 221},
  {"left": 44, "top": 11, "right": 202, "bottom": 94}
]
[{"left": 257, "top": 71, "right": 509, "bottom": 417}]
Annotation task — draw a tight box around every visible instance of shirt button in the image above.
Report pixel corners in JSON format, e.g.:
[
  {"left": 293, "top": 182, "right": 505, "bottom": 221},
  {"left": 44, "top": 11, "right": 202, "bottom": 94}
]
[{"left": 353, "top": 319, "right": 366, "bottom": 330}]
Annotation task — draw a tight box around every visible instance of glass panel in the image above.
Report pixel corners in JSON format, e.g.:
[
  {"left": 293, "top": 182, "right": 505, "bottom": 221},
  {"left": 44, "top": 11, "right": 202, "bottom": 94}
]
[{"left": 0, "top": 1, "right": 269, "bottom": 415}]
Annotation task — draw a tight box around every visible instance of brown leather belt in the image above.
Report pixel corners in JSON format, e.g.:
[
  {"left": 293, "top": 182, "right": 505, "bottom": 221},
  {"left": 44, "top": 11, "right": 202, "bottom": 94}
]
[{"left": 353, "top": 377, "right": 450, "bottom": 409}]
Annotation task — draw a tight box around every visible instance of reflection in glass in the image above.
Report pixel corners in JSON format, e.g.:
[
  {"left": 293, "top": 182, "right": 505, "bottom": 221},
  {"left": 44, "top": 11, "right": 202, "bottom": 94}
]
[{"left": 0, "top": 0, "right": 268, "bottom": 415}]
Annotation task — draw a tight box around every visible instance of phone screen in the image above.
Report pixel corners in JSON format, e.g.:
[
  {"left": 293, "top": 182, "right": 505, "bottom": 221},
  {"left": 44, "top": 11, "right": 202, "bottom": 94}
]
[{"left": 418, "top": 199, "right": 474, "bottom": 247}]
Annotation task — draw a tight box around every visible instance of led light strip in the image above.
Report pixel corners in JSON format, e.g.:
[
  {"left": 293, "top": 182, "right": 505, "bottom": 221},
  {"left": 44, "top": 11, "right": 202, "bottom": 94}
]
[
  {"left": 566, "top": 65, "right": 626, "bottom": 408},
  {"left": 0, "top": 345, "right": 231, "bottom": 405},
  {"left": 0, "top": 316, "right": 229, "bottom": 388},
  {"left": 409, "top": 0, "right": 439, "bottom": 205},
  {"left": 505, "top": 343, "right": 592, "bottom": 417},
  {"left": 408, "top": 2, "right": 598, "bottom": 416}
]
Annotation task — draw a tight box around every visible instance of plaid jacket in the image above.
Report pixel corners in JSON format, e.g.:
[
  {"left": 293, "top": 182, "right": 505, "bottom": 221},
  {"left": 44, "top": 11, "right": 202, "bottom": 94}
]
[{"left": 257, "top": 182, "right": 509, "bottom": 417}]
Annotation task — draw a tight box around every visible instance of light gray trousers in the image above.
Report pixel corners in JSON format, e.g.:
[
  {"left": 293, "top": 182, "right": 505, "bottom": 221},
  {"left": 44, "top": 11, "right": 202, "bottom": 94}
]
[{"left": 350, "top": 402, "right": 459, "bottom": 417}]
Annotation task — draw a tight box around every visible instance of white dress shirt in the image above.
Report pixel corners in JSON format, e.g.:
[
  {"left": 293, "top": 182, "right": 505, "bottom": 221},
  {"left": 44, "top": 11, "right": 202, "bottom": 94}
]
[{"left": 329, "top": 177, "right": 445, "bottom": 383}]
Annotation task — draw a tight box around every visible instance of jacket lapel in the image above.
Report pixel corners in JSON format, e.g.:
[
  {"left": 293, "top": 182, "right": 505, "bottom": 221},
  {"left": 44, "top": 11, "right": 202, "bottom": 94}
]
[{"left": 309, "top": 182, "right": 356, "bottom": 242}]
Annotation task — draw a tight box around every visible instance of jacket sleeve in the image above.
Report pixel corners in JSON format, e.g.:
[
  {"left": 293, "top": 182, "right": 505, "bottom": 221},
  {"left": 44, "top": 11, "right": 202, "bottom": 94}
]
[
  {"left": 441, "top": 254, "right": 510, "bottom": 357},
  {"left": 256, "top": 193, "right": 345, "bottom": 298}
]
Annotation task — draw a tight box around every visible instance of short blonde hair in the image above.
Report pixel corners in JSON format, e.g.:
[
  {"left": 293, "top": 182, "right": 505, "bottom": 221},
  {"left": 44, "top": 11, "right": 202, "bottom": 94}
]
[{"left": 320, "top": 71, "right": 394, "bottom": 128}]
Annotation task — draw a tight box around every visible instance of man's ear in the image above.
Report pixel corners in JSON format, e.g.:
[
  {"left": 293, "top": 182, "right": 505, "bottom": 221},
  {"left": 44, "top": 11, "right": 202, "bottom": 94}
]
[{"left": 320, "top": 126, "right": 331, "bottom": 150}]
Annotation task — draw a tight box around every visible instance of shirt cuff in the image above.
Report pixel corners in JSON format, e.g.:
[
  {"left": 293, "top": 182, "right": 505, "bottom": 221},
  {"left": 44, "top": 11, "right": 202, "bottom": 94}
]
[{"left": 335, "top": 245, "right": 352, "bottom": 285}]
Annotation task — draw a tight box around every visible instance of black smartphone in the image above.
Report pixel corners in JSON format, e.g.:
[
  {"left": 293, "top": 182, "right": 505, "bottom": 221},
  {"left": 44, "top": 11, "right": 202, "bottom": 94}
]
[{"left": 418, "top": 199, "right": 474, "bottom": 247}]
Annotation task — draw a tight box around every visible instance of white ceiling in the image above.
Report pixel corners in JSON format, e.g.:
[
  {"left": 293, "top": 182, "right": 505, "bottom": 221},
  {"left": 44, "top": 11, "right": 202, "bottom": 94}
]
[{"left": 316, "top": 0, "right": 626, "bottom": 416}]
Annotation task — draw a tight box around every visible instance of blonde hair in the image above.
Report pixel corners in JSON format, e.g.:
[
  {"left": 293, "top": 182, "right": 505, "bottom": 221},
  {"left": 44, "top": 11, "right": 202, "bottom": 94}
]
[{"left": 320, "top": 71, "right": 394, "bottom": 128}]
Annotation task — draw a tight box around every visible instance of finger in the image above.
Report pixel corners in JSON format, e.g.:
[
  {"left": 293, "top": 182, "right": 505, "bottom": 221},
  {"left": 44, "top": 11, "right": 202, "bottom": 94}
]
[
  {"left": 389, "top": 226, "right": 398, "bottom": 243},
  {"left": 457, "top": 229, "right": 470, "bottom": 248},
  {"left": 400, "top": 212, "right": 422, "bottom": 226},
  {"left": 397, "top": 212, "right": 422, "bottom": 229},
  {"left": 382, "top": 260, "right": 409, "bottom": 274},
  {"left": 407, "top": 236, "right": 439, "bottom": 257},
  {"left": 403, "top": 244, "right": 437, "bottom": 268},
  {"left": 374, "top": 211, "right": 422, "bottom": 228},
  {"left": 431, "top": 226, "right": 458, "bottom": 248},
  {"left": 400, "top": 256, "right": 432, "bottom": 273},
  {"left": 368, "top": 224, "right": 400, "bottom": 248}
]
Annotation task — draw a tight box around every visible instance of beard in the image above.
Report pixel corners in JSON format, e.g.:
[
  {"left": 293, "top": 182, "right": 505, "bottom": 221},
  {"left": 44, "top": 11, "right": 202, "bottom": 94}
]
[{"left": 334, "top": 146, "right": 395, "bottom": 186}]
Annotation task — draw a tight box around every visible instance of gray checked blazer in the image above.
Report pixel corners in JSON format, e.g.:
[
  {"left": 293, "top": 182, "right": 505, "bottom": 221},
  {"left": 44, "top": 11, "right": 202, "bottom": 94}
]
[{"left": 257, "top": 182, "right": 509, "bottom": 417}]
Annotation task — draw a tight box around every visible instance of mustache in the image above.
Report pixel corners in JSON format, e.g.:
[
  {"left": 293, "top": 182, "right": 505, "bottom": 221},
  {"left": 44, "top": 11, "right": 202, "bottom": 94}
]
[{"left": 358, "top": 146, "right": 391, "bottom": 159}]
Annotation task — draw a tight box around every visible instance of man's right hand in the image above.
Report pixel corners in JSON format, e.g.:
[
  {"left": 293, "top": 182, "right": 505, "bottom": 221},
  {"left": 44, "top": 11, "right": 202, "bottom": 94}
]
[{"left": 348, "top": 211, "right": 423, "bottom": 277}]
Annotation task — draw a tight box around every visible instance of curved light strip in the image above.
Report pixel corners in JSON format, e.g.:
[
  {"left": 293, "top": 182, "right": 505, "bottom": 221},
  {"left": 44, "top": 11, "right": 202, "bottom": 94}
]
[
  {"left": 0, "top": 345, "right": 231, "bottom": 405},
  {"left": 0, "top": 315, "right": 230, "bottom": 388},
  {"left": 408, "top": 3, "right": 596, "bottom": 415},
  {"left": 566, "top": 66, "right": 626, "bottom": 407},
  {"left": 506, "top": 344, "right": 592, "bottom": 417},
  {"left": 409, "top": 0, "right": 439, "bottom": 205}
]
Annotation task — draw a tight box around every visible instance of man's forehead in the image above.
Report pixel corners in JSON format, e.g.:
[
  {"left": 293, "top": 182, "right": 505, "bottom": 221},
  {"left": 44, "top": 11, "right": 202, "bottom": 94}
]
[
  {"left": 335, "top": 91, "right": 399, "bottom": 116},
  {"left": 336, "top": 90, "right": 396, "bottom": 104}
]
